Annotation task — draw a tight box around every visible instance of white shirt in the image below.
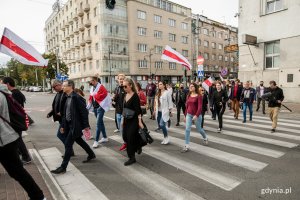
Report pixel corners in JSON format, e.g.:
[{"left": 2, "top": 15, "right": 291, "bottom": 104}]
[{"left": 260, "top": 86, "right": 264, "bottom": 97}]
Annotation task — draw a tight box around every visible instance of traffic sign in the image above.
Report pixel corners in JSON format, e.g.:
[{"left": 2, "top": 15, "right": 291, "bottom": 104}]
[
  {"left": 197, "top": 56, "right": 204, "bottom": 65},
  {"left": 197, "top": 65, "right": 204, "bottom": 78},
  {"left": 220, "top": 68, "right": 228, "bottom": 76}
]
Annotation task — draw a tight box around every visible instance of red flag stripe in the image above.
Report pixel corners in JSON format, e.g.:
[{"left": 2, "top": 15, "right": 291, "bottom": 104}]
[
  {"left": 163, "top": 49, "right": 191, "bottom": 70},
  {"left": 1, "top": 36, "right": 39, "bottom": 63},
  {"left": 204, "top": 79, "right": 213, "bottom": 87}
]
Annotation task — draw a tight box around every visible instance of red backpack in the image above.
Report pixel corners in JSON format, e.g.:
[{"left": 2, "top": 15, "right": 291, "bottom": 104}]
[{"left": 0, "top": 91, "right": 29, "bottom": 134}]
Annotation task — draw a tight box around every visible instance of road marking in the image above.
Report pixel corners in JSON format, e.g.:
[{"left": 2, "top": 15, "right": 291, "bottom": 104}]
[
  {"left": 110, "top": 135, "right": 243, "bottom": 191},
  {"left": 39, "top": 147, "right": 109, "bottom": 200},
  {"left": 22, "top": 131, "right": 28, "bottom": 137},
  {"left": 93, "top": 147, "right": 205, "bottom": 200},
  {"left": 204, "top": 119, "right": 300, "bottom": 141},
  {"left": 168, "top": 127, "right": 284, "bottom": 158},
  {"left": 150, "top": 131, "right": 268, "bottom": 172}
]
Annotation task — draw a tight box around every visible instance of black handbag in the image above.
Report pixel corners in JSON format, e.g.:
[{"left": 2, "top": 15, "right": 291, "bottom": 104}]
[
  {"left": 141, "top": 106, "right": 147, "bottom": 115},
  {"left": 138, "top": 127, "right": 154, "bottom": 144},
  {"left": 123, "top": 108, "right": 135, "bottom": 119}
]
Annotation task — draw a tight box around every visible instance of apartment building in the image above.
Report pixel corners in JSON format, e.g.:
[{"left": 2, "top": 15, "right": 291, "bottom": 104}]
[
  {"left": 191, "top": 15, "right": 238, "bottom": 80},
  {"left": 238, "top": 0, "right": 300, "bottom": 102}
]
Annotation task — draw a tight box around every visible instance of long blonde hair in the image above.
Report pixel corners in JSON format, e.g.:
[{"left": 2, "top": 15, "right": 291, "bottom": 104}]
[
  {"left": 156, "top": 81, "right": 167, "bottom": 107},
  {"left": 124, "top": 77, "right": 137, "bottom": 93}
]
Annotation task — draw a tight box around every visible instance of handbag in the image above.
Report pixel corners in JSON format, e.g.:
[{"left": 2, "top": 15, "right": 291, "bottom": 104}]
[
  {"left": 141, "top": 106, "right": 147, "bottom": 115},
  {"left": 138, "top": 127, "right": 154, "bottom": 144},
  {"left": 123, "top": 108, "right": 135, "bottom": 119}
]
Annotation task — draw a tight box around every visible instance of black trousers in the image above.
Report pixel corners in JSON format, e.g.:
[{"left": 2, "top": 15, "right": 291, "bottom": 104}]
[
  {"left": 201, "top": 112, "right": 205, "bottom": 128},
  {"left": 0, "top": 141, "right": 44, "bottom": 200},
  {"left": 256, "top": 97, "right": 265, "bottom": 113},
  {"left": 17, "top": 135, "right": 31, "bottom": 161},
  {"left": 176, "top": 103, "right": 186, "bottom": 123},
  {"left": 216, "top": 104, "right": 226, "bottom": 129}
]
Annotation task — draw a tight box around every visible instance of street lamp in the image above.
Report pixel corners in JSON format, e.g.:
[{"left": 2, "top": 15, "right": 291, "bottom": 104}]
[
  {"left": 144, "top": 48, "right": 154, "bottom": 79},
  {"left": 108, "top": 47, "right": 112, "bottom": 93}
]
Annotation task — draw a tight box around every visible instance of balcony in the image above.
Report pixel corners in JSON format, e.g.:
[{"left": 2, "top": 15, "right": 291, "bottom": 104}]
[
  {"left": 74, "top": 42, "right": 80, "bottom": 48},
  {"left": 73, "top": 15, "right": 78, "bottom": 21},
  {"left": 85, "top": 36, "right": 92, "bottom": 44},
  {"left": 80, "top": 40, "right": 86, "bottom": 46},
  {"left": 62, "top": 38, "right": 66, "bottom": 43},
  {"left": 84, "top": 4, "right": 90, "bottom": 12},
  {"left": 76, "top": 57, "right": 81, "bottom": 62},
  {"left": 86, "top": 52, "right": 92, "bottom": 60},
  {"left": 78, "top": 8, "right": 84, "bottom": 17},
  {"left": 70, "top": 45, "right": 75, "bottom": 50},
  {"left": 84, "top": 19, "right": 91, "bottom": 28},
  {"left": 69, "top": 32, "right": 74, "bottom": 38},
  {"left": 74, "top": 27, "right": 79, "bottom": 34},
  {"left": 68, "top": 19, "right": 73, "bottom": 25},
  {"left": 65, "top": 23, "right": 69, "bottom": 28},
  {"left": 60, "top": 26, "right": 65, "bottom": 31},
  {"left": 81, "top": 55, "right": 86, "bottom": 61},
  {"left": 65, "top": 35, "right": 70, "bottom": 40},
  {"left": 79, "top": 24, "right": 85, "bottom": 31}
]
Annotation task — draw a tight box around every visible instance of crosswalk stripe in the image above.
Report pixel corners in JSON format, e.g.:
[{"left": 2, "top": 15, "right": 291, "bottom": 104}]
[
  {"left": 204, "top": 119, "right": 300, "bottom": 141},
  {"left": 150, "top": 132, "right": 268, "bottom": 172},
  {"left": 38, "top": 147, "right": 109, "bottom": 200},
  {"left": 221, "top": 115, "right": 300, "bottom": 133},
  {"left": 93, "top": 147, "right": 205, "bottom": 200},
  {"left": 202, "top": 125, "right": 298, "bottom": 148},
  {"left": 169, "top": 127, "right": 285, "bottom": 158},
  {"left": 110, "top": 135, "right": 243, "bottom": 191}
]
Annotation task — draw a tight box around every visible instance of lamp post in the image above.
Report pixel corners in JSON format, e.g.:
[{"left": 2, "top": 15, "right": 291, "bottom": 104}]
[
  {"left": 144, "top": 48, "right": 154, "bottom": 79},
  {"left": 108, "top": 47, "right": 112, "bottom": 93}
]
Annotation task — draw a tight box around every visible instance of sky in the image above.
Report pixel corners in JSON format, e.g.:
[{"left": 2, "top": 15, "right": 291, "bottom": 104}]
[{"left": 0, "top": 0, "right": 239, "bottom": 65}]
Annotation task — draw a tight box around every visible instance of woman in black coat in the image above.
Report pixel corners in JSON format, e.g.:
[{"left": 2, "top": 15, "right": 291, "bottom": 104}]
[
  {"left": 199, "top": 86, "right": 208, "bottom": 128},
  {"left": 122, "top": 77, "right": 145, "bottom": 166}
]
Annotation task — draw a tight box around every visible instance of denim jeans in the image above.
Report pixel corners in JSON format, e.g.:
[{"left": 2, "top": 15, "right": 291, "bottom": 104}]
[
  {"left": 157, "top": 111, "right": 168, "bottom": 137},
  {"left": 185, "top": 113, "right": 207, "bottom": 144},
  {"left": 116, "top": 113, "right": 123, "bottom": 133},
  {"left": 243, "top": 102, "right": 253, "bottom": 121},
  {"left": 94, "top": 107, "right": 107, "bottom": 141}
]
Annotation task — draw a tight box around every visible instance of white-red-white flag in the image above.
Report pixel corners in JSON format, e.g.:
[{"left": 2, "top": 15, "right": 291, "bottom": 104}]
[
  {"left": 202, "top": 77, "right": 214, "bottom": 92},
  {"left": 0, "top": 28, "right": 48, "bottom": 66},
  {"left": 161, "top": 45, "right": 192, "bottom": 70}
]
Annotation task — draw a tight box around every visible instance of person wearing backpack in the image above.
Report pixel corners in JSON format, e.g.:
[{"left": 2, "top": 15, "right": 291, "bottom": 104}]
[
  {"left": 2, "top": 77, "right": 32, "bottom": 164},
  {"left": 0, "top": 84, "right": 46, "bottom": 200}
]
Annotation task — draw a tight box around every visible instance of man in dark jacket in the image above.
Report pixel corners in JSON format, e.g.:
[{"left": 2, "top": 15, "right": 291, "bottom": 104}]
[
  {"left": 256, "top": 81, "right": 267, "bottom": 114},
  {"left": 146, "top": 79, "right": 156, "bottom": 119},
  {"left": 112, "top": 74, "right": 126, "bottom": 133},
  {"left": 240, "top": 81, "right": 256, "bottom": 123},
  {"left": 208, "top": 83, "right": 217, "bottom": 120},
  {"left": 47, "top": 80, "right": 74, "bottom": 156},
  {"left": 175, "top": 83, "right": 188, "bottom": 126},
  {"left": 263, "top": 81, "right": 284, "bottom": 133},
  {"left": 2, "top": 77, "right": 32, "bottom": 164},
  {"left": 230, "top": 79, "right": 243, "bottom": 119},
  {"left": 51, "top": 80, "right": 95, "bottom": 174}
]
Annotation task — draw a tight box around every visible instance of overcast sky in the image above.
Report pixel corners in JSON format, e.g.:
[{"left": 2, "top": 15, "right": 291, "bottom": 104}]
[{"left": 0, "top": 0, "right": 238, "bottom": 65}]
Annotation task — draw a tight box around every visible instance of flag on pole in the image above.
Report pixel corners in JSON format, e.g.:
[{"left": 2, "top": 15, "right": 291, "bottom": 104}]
[
  {"left": 161, "top": 45, "right": 192, "bottom": 70},
  {"left": 0, "top": 28, "right": 48, "bottom": 66},
  {"left": 202, "top": 77, "right": 214, "bottom": 92},
  {"left": 219, "top": 74, "right": 224, "bottom": 82}
]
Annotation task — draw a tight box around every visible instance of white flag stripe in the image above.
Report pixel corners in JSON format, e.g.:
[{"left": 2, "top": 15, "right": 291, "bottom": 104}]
[
  {"left": 92, "top": 146, "right": 205, "bottom": 200},
  {"left": 110, "top": 135, "right": 243, "bottom": 191},
  {"left": 169, "top": 127, "right": 284, "bottom": 158},
  {"left": 202, "top": 77, "right": 213, "bottom": 92},
  {"left": 150, "top": 131, "right": 268, "bottom": 172},
  {"left": 38, "top": 147, "right": 109, "bottom": 200},
  {"left": 161, "top": 45, "right": 192, "bottom": 70}
]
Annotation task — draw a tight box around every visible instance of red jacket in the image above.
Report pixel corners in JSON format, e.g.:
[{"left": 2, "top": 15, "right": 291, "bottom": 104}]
[{"left": 138, "top": 90, "right": 147, "bottom": 106}]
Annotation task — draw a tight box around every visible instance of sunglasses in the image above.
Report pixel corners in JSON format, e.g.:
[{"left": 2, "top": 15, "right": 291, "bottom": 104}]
[
  {"left": 123, "top": 85, "right": 128, "bottom": 88},
  {"left": 52, "top": 85, "right": 59, "bottom": 88}
]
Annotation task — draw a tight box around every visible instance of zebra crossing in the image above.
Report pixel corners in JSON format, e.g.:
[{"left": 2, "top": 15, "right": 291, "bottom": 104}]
[{"left": 34, "top": 112, "right": 300, "bottom": 200}]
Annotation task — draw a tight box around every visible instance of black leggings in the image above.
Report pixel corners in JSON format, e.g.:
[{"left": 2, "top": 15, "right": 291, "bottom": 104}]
[{"left": 216, "top": 104, "right": 226, "bottom": 129}]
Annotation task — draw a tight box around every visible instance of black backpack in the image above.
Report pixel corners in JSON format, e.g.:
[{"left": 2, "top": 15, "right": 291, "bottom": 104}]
[{"left": 0, "top": 91, "right": 29, "bottom": 133}]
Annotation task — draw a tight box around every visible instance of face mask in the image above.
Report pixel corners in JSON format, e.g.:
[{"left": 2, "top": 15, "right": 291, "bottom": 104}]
[
  {"left": 180, "top": 87, "right": 184, "bottom": 89},
  {"left": 260, "top": 84, "right": 263, "bottom": 86},
  {"left": 89, "top": 82, "right": 93, "bottom": 86}
]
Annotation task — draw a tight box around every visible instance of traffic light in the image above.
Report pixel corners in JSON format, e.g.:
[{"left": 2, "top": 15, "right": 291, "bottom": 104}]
[{"left": 106, "top": 0, "right": 116, "bottom": 10}]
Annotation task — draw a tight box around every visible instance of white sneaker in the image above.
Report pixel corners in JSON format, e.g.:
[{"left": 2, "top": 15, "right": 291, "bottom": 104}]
[
  {"left": 217, "top": 128, "right": 221, "bottom": 133},
  {"left": 203, "top": 139, "right": 208, "bottom": 145},
  {"left": 164, "top": 137, "right": 169, "bottom": 145},
  {"left": 181, "top": 146, "right": 189, "bottom": 153},
  {"left": 99, "top": 137, "right": 108, "bottom": 143},
  {"left": 114, "top": 129, "right": 120, "bottom": 133},
  {"left": 161, "top": 138, "right": 166, "bottom": 145},
  {"left": 92, "top": 141, "right": 99, "bottom": 148}
]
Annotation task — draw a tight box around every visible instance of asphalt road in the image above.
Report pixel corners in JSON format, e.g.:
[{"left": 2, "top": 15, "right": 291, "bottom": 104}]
[{"left": 24, "top": 92, "right": 300, "bottom": 200}]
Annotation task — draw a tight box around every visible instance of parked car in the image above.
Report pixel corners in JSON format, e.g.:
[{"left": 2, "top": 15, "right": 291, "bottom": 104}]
[
  {"left": 28, "top": 86, "right": 35, "bottom": 92},
  {"left": 33, "top": 86, "right": 42, "bottom": 92}
]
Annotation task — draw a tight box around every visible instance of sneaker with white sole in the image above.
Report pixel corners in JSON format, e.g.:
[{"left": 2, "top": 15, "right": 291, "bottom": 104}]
[
  {"left": 92, "top": 141, "right": 99, "bottom": 148},
  {"left": 164, "top": 137, "right": 169, "bottom": 145},
  {"left": 203, "top": 139, "right": 208, "bottom": 145},
  {"left": 181, "top": 146, "right": 189, "bottom": 153},
  {"left": 161, "top": 138, "right": 166, "bottom": 144},
  {"left": 114, "top": 129, "right": 120, "bottom": 133},
  {"left": 99, "top": 138, "right": 108, "bottom": 143},
  {"left": 217, "top": 128, "right": 221, "bottom": 133}
]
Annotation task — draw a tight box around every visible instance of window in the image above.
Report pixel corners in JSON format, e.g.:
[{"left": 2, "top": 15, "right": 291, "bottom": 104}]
[
  {"left": 155, "top": 45, "right": 163, "bottom": 54},
  {"left": 154, "top": 30, "right": 162, "bottom": 39},
  {"left": 204, "top": 53, "right": 209, "bottom": 60},
  {"left": 266, "top": 0, "right": 283, "bottom": 14},
  {"left": 181, "top": 22, "right": 188, "bottom": 30},
  {"left": 94, "top": 7, "right": 97, "bottom": 17},
  {"left": 218, "top": 32, "right": 223, "bottom": 39},
  {"left": 225, "top": 56, "right": 228, "bottom": 62},
  {"left": 218, "top": 44, "right": 223, "bottom": 50},
  {"left": 203, "top": 28, "right": 209, "bottom": 35},
  {"left": 169, "top": 33, "right": 176, "bottom": 42},
  {"left": 138, "top": 43, "right": 147, "bottom": 52},
  {"left": 181, "top": 36, "right": 188, "bottom": 44},
  {"left": 138, "top": 10, "right": 146, "bottom": 20},
  {"left": 94, "top": 25, "right": 98, "bottom": 34},
  {"left": 212, "top": 42, "right": 216, "bottom": 49},
  {"left": 169, "top": 62, "right": 176, "bottom": 70},
  {"left": 211, "top": 54, "right": 216, "bottom": 60},
  {"left": 154, "top": 15, "right": 162, "bottom": 23},
  {"left": 168, "top": 19, "right": 176, "bottom": 27},
  {"left": 96, "top": 60, "right": 100, "bottom": 69},
  {"left": 211, "top": 31, "right": 216, "bottom": 37},
  {"left": 265, "top": 41, "right": 280, "bottom": 68},
  {"left": 218, "top": 55, "right": 223, "bottom": 61},
  {"left": 139, "top": 60, "right": 147, "bottom": 68},
  {"left": 138, "top": 27, "right": 147, "bottom": 36},
  {"left": 231, "top": 57, "right": 234, "bottom": 62},
  {"left": 89, "top": 61, "right": 92, "bottom": 70},
  {"left": 287, "top": 74, "right": 293, "bottom": 83},
  {"left": 155, "top": 61, "right": 163, "bottom": 69},
  {"left": 204, "top": 40, "right": 209, "bottom": 47},
  {"left": 182, "top": 50, "right": 188, "bottom": 57},
  {"left": 95, "top": 43, "right": 99, "bottom": 52}
]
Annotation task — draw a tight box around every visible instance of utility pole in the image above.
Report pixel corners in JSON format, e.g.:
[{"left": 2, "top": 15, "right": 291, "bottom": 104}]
[
  {"left": 109, "top": 47, "right": 112, "bottom": 93},
  {"left": 149, "top": 48, "right": 153, "bottom": 79},
  {"left": 56, "top": 48, "right": 60, "bottom": 74}
]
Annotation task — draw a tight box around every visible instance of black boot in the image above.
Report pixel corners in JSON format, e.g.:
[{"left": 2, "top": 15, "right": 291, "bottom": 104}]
[{"left": 124, "top": 157, "right": 136, "bottom": 166}]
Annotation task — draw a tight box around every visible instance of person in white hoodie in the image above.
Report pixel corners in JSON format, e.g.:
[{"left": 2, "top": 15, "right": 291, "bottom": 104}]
[
  {"left": 0, "top": 84, "right": 45, "bottom": 200},
  {"left": 154, "top": 81, "right": 173, "bottom": 144}
]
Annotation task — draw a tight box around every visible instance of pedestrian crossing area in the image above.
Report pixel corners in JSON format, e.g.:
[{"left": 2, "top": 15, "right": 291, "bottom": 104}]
[{"left": 32, "top": 112, "right": 300, "bottom": 200}]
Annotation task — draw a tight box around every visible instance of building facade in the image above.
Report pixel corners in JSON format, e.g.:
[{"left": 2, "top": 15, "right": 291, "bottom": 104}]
[
  {"left": 238, "top": 0, "right": 300, "bottom": 102},
  {"left": 45, "top": 0, "right": 238, "bottom": 90}
]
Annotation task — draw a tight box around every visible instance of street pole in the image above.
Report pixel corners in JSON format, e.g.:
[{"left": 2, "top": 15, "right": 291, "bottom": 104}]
[
  {"left": 56, "top": 48, "right": 60, "bottom": 74},
  {"left": 109, "top": 47, "right": 112, "bottom": 93},
  {"left": 35, "top": 68, "right": 38, "bottom": 86},
  {"left": 149, "top": 48, "right": 153, "bottom": 79},
  {"left": 196, "top": 14, "right": 200, "bottom": 83}
]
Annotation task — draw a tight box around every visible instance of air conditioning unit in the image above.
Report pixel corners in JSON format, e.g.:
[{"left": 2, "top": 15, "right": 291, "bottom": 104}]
[{"left": 242, "top": 34, "right": 257, "bottom": 45}]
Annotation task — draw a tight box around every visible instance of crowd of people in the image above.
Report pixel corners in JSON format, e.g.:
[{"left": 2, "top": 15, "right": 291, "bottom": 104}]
[{"left": 0, "top": 75, "right": 285, "bottom": 200}]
